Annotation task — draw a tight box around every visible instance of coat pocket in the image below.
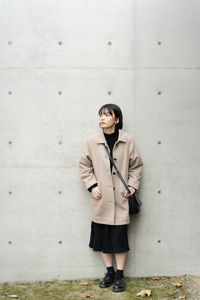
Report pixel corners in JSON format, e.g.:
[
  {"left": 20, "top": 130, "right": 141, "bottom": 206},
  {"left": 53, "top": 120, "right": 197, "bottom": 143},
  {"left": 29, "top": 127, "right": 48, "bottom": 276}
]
[
  {"left": 93, "top": 181, "right": 102, "bottom": 199},
  {"left": 91, "top": 193, "right": 102, "bottom": 200},
  {"left": 91, "top": 185, "right": 102, "bottom": 200},
  {"left": 120, "top": 187, "right": 127, "bottom": 198}
]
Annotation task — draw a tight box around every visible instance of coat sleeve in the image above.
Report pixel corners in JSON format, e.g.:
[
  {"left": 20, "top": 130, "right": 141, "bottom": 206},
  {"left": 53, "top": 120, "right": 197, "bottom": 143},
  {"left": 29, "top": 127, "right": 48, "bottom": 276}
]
[
  {"left": 79, "top": 139, "right": 98, "bottom": 190},
  {"left": 127, "top": 138, "right": 144, "bottom": 190},
  {"left": 88, "top": 183, "right": 98, "bottom": 192}
]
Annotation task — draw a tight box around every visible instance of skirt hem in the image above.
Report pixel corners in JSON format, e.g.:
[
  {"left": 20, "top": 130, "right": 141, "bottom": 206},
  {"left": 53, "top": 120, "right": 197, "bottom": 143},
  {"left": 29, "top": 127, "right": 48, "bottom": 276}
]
[{"left": 89, "top": 244, "right": 130, "bottom": 254}]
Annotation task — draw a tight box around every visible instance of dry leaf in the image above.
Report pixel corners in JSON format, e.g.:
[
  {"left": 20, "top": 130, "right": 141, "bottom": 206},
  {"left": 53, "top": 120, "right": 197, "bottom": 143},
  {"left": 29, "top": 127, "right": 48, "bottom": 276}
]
[
  {"left": 173, "top": 282, "right": 183, "bottom": 287},
  {"left": 136, "top": 289, "right": 152, "bottom": 297},
  {"left": 85, "top": 294, "right": 95, "bottom": 299},
  {"left": 178, "top": 296, "right": 186, "bottom": 299},
  {"left": 152, "top": 276, "right": 160, "bottom": 280},
  {"left": 86, "top": 294, "right": 93, "bottom": 298},
  {"left": 81, "top": 281, "right": 89, "bottom": 286},
  {"left": 25, "top": 281, "right": 32, "bottom": 284},
  {"left": 168, "top": 291, "right": 175, "bottom": 296}
]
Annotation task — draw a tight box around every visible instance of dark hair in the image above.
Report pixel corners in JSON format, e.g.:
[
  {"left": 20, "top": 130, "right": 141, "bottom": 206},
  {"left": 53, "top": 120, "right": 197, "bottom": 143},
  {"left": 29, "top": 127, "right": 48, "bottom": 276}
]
[{"left": 98, "top": 103, "right": 123, "bottom": 130}]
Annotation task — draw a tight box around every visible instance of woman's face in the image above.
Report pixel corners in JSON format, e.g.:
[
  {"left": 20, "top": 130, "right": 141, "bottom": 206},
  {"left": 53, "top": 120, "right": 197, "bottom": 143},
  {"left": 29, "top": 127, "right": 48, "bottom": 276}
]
[{"left": 99, "top": 109, "right": 119, "bottom": 130}]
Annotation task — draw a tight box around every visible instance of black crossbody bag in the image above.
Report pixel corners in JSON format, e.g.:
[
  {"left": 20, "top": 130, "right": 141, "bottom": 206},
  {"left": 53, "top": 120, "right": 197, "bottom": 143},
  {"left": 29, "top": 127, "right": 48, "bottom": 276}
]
[{"left": 103, "top": 144, "right": 142, "bottom": 215}]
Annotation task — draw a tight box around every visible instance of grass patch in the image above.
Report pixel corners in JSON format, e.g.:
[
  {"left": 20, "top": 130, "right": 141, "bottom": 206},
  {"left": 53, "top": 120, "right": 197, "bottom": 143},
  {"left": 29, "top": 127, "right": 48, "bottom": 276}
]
[{"left": 0, "top": 275, "right": 189, "bottom": 299}]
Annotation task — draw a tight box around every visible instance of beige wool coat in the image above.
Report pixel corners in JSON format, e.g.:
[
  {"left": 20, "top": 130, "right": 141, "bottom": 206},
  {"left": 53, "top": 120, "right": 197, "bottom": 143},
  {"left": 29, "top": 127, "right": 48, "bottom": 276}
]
[{"left": 79, "top": 129, "right": 144, "bottom": 225}]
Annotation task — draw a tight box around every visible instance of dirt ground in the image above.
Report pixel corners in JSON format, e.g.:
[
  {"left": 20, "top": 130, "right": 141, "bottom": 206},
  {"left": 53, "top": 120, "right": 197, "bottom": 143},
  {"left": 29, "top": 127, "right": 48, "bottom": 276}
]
[{"left": 0, "top": 275, "right": 200, "bottom": 299}]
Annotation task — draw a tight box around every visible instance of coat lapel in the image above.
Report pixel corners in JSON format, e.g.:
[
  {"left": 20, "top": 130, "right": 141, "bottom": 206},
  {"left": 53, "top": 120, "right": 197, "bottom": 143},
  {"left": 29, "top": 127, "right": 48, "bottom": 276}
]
[{"left": 96, "top": 129, "right": 127, "bottom": 144}]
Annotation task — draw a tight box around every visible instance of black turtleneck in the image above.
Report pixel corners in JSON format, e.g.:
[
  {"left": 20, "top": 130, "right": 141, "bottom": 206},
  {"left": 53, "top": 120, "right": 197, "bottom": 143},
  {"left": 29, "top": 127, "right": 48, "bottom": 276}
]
[
  {"left": 88, "top": 128, "right": 119, "bottom": 192},
  {"left": 104, "top": 129, "right": 119, "bottom": 172}
]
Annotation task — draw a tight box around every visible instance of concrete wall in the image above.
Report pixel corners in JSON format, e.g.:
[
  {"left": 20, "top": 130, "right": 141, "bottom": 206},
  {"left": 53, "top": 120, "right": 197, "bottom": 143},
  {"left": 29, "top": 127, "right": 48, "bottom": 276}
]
[{"left": 0, "top": 0, "right": 199, "bottom": 282}]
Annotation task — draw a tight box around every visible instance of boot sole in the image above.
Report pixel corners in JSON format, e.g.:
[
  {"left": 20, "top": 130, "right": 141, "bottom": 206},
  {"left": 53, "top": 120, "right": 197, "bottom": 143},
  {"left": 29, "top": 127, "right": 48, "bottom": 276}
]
[
  {"left": 99, "top": 282, "right": 113, "bottom": 288},
  {"left": 112, "top": 287, "right": 126, "bottom": 292}
]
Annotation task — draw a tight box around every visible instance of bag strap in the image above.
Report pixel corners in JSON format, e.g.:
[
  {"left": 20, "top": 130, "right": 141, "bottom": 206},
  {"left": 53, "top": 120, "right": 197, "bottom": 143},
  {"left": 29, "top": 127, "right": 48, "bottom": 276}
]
[{"left": 103, "top": 144, "right": 131, "bottom": 194}]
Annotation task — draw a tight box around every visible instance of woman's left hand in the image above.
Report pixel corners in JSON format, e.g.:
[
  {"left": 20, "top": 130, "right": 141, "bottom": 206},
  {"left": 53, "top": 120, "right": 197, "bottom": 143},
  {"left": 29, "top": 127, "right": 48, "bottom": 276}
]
[{"left": 124, "top": 186, "right": 136, "bottom": 198}]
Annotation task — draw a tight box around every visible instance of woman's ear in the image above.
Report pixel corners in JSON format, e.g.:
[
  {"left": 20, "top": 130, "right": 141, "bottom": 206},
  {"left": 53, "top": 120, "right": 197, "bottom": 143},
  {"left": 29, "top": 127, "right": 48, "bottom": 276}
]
[{"left": 115, "top": 117, "right": 119, "bottom": 124}]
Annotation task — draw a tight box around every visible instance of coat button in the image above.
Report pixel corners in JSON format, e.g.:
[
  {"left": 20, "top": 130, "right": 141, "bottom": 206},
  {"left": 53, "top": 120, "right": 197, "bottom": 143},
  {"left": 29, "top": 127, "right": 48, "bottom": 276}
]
[
  {"left": 113, "top": 172, "right": 116, "bottom": 175},
  {"left": 114, "top": 158, "right": 117, "bottom": 160},
  {"left": 113, "top": 187, "right": 115, "bottom": 190}
]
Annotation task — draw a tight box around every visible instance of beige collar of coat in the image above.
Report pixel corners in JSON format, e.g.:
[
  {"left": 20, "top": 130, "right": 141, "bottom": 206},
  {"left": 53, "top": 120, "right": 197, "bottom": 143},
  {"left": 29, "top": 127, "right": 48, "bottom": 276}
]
[{"left": 96, "top": 129, "right": 127, "bottom": 144}]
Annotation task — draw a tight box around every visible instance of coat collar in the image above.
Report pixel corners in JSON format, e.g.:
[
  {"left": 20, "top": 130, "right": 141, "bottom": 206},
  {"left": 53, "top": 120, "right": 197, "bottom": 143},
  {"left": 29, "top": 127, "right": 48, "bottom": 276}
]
[{"left": 96, "top": 129, "right": 127, "bottom": 144}]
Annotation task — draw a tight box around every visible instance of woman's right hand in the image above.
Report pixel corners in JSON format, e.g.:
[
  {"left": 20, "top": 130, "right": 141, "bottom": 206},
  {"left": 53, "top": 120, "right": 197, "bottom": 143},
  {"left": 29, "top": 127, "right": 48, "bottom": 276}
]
[{"left": 92, "top": 186, "right": 102, "bottom": 199}]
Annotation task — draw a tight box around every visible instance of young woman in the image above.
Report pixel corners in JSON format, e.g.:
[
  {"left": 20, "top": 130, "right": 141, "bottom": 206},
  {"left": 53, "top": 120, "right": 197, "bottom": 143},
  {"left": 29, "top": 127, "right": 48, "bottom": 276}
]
[{"left": 79, "top": 103, "right": 143, "bottom": 292}]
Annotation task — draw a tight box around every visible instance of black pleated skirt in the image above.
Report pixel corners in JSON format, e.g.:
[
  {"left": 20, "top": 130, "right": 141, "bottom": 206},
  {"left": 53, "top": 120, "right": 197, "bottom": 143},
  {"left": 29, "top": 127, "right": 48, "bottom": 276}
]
[{"left": 89, "top": 221, "right": 130, "bottom": 253}]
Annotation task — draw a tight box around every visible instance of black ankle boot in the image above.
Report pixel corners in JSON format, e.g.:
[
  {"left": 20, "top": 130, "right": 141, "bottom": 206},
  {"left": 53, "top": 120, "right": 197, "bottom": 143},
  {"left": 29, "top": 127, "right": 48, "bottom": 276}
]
[
  {"left": 112, "top": 274, "right": 126, "bottom": 292},
  {"left": 99, "top": 271, "right": 115, "bottom": 288}
]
